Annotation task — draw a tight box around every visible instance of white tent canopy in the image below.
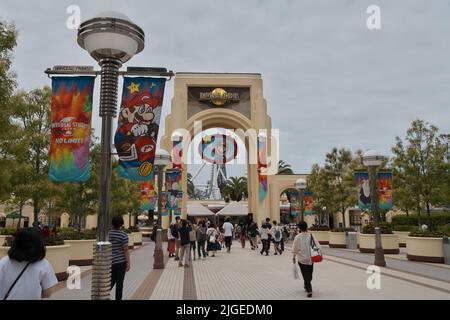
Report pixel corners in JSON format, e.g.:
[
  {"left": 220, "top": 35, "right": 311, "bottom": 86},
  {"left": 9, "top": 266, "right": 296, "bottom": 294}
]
[
  {"left": 216, "top": 202, "right": 248, "bottom": 216},
  {"left": 187, "top": 203, "right": 215, "bottom": 217}
]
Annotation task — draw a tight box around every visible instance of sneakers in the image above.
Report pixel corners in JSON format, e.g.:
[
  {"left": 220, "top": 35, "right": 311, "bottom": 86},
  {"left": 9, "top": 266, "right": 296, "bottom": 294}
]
[
  {"left": 307, "top": 292, "right": 313, "bottom": 298},
  {"left": 274, "top": 252, "right": 278, "bottom": 255}
]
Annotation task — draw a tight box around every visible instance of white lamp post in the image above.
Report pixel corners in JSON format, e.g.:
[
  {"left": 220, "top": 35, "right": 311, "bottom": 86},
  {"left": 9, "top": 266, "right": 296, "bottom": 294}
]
[
  {"left": 77, "top": 11, "right": 144, "bottom": 300},
  {"left": 153, "top": 149, "right": 171, "bottom": 269},
  {"left": 295, "top": 178, "right": 307, "bottom": 222},
  {"left": 362, "top": 149, "right": 386, "bottom": 267}
]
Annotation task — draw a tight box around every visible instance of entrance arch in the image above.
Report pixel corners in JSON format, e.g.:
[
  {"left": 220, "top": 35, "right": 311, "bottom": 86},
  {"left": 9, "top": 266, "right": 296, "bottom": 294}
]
[{"left": 160, "top": 73, "right": 274, "bottom": 228}]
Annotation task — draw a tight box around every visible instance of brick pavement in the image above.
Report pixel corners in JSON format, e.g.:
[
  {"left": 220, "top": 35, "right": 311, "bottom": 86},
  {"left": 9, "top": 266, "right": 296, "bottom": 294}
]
[{"left": 49, "top": 239, "right": 450, "bottom": 300}]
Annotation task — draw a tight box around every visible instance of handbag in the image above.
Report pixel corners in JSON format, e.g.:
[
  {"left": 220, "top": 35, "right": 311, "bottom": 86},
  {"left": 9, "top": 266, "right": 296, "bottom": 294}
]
[
  {"left": 310, "top": 234, "right": 323, "bottom": 263},
  {"left": 292, "top": 262, "right": 299, "bottom": 279},
  {"left": 3, "top": 262, "right": 31, "bottom": 300}
]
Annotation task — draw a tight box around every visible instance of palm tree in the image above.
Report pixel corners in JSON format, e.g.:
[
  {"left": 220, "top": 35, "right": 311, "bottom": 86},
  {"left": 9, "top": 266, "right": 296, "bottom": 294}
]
[
  {"left": 278, "top": 160, "right": 294, "bottom": 175},
  {"left": 222, "top": 176, "right": 248, "bottom": 201}
]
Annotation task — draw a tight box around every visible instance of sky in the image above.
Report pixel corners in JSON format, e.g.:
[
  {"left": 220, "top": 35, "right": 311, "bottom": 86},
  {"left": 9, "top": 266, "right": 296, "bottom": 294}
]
[{"left": 1, "top": 0, "right": 449, "bottom": 185}]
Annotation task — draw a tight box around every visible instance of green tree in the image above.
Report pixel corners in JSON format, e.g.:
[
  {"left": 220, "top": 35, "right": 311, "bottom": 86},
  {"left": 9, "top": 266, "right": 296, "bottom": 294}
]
[
  {"left": 391, "top": 120, "right": 449, "bottom": 228},
  {"left": 277, "top": 160, "right": 294, "bottom": 175},
  {"left": 9, "top": 87, "right": 52, "bottom": 228},
  {"left": 222, "top": 176, "right": 248, "bottom": 201}
]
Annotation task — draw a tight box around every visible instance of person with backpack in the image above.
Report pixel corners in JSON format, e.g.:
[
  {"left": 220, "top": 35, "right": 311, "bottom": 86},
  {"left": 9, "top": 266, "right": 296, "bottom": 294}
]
[
  {"left": 270, "top": 221, "right": 283, "bottom": 255},
  {"left": 0, "top": 229, "right": 58, "bottom": 300},
  {"left": 206, "top": 223, "right": 220, "bottom": 257},
  {"left": 196, "top": 220, "right": 207, "bottom": 260},
  {"left": 248, "top": 222, "right": 259, "bottom": 250},
  {"left": 259, "top": 223, "right": 270, "bottom": 256},
  {"left": 292, "top": 221, "right": 321, "bottom": 298},
  {"left": 177, "top": 220, "right": 192, "bottom": 267}
]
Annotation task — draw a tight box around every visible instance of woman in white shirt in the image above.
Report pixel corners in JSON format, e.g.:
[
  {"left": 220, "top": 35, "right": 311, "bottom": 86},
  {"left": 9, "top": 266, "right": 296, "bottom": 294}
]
[
  {"left": 206, "top": 223, "right": 220, "bottom": 257},
  {"left": 292, "top": 221, "right": 321, "bottom": 298},
  {"left": 0, "top": 229, "right": 58, "bottom": 300}
]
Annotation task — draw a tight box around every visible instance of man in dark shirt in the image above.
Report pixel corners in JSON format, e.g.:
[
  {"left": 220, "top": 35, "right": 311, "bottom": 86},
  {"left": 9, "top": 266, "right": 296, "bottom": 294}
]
[
  {"left": 177, "top": 220, "right": 192, "bottom": 267},
  {"left": 109, "top": 216, "right": 130, "bottom": 300}
]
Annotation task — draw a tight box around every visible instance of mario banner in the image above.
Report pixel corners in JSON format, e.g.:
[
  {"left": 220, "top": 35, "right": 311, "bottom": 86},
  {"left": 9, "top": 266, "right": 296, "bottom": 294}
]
[
  {"left": 139, "top": 180, "right": 157, "bottom": 211},
  {"left": 49, "top": 76, "right": 94, "bottom": 182},
  {"left": 114, "top": 77, "right": 166, "bottom": 181},
  {"left": 355, "top": 171, "right": 393, "bottom": 210}
]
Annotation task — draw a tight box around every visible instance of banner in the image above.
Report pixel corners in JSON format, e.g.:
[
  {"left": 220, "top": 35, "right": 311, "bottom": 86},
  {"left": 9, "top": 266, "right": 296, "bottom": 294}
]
[
  {"left": 304, "top": 191, "right": 314, "bottom": 215},
  {"left": 355, "top": 171, "right": 393, "bottom": 210},
  {"left": 200, "top": 134, "right": 237, "bottom": 164},
  {"left": 378, "top": 171, "right": 393, "bottom": 210},
  {"left": 165, "top": 169, "right": 182, "bottom": 196},
  {"left": 258, "top": 136, "right": 268, "bottom": 201},
  {"left": 49, "top": 76, "right": 94, "bottom": 182},
  {"left": 139, "top": 180, "right": 157, "bottom": 211},
  {"left": 172, "top": 138, "right": 183, "bottom": 169},
  {"left": 114, "top": 77, "right": 166, "bottom": 181},
  {"left": 288, "top": 190, "right": 300, "bottom": 217},
  {"left": 174, "top": 208, "right": 182, "bottom": 216}
]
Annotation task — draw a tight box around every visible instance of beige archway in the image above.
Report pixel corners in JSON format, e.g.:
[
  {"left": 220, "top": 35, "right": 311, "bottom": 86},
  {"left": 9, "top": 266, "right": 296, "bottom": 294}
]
[{"left": 159, "top": 73, "right": 276, "bottom": 228}]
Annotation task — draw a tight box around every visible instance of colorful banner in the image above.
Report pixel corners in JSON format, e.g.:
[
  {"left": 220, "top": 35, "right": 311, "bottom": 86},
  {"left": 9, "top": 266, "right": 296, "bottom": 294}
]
[
  {"left": 49, "top": 76, "right": 94, "bottom": 182},
  {"left": 304, "top": 191, "right": 314, "bottom": 215},
  {"left": 172, "top": 138, "right": 183, "bottom": 169},
  {"left": 139, "top": 180, "right": 157, "bottom": 211},
  {"left": 165, "top": 169, "right": 182, "bottom": 196},
  {"left": 355, "top": 171, "right": 393, "bottom": 210},
  {"left": 288, "top": 190, "right": 300, "bottom": 217},
  {"left": 174, "top": 208, "right": 182, "bottom": 216},
  {"left": 200, "top": 134, "right": 238, "bottom": 164},
  {"left": 258, "top": 136, "right": 268, "bottom": 201},
  {"left": 114, "top": 77, "right": 166, "bottom": 181},
  {"left": 378, "top": 171, "right": 393, "bottom": 210}
]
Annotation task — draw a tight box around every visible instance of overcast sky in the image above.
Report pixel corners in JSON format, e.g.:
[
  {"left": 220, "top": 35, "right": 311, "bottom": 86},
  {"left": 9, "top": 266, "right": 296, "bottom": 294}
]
[{"left": 1, "top": 0, "right": 449, "bottom": 184}]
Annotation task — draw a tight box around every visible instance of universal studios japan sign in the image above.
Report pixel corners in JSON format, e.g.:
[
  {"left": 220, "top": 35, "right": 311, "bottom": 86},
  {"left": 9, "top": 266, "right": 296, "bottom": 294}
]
[{"left": 199, "top": 88, "right": 240, "bottom": 106}]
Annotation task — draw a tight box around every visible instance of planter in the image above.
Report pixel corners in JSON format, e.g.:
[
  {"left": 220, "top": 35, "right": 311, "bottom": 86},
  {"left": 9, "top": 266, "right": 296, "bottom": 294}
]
[
  {"left": 328, "top": 232, "right": 346, "bottom": 248},
  {"left": 64, "top": 239, "right": 96, "bottom": 266},
  {"left": 128, "top": 234, "right": 134, "bottom": 249},
  {"left": 0, "top": 244, "right": 71, "bottom": 281},
  {"left": 358, "top": 233, "right": 399, "bottom": 254},
  {"left": 393, "top": 231, "right": 410, "bottom": 247},
  {"left": 406, "top": 236, "right": 444, "bottom": 263},
  {"left": 132, "top": 232, "right": 143, "bottom": 246},
  {"left": 310, "top": 231, "right": 329, "bottom": 245}
]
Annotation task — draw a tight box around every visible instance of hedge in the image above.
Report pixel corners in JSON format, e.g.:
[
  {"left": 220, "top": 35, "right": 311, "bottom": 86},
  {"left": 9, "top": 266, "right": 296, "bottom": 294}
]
[{"left": 391, "top": 212, "right": 450, "bottom": 227}]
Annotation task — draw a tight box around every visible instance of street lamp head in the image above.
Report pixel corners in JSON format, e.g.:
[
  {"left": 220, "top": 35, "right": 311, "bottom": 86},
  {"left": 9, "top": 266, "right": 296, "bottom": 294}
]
[
  {"left": 295, "top": 178, "right": 307, "bottom": 190},
  {"left": 362, "top": 149, "right": 383, "bottom": 167},
  {"left": 77, "top": 11, "right": 145, "bottom": 64},
  {"left": 154, "top": 148, "right": 171, "bottom": 166}
]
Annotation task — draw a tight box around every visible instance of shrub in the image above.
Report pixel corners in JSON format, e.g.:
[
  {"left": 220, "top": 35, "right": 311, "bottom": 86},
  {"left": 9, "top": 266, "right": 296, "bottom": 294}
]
[
  {"left": 44, "top": 234, "right": 65, "bottom": 246},
  {"left": 409, "top": 228, "right": 447, "bottom": 238},
  {"left": 392, "top": 225, "right": 415, "bottom": 232},
  {"left": 124, "top": 228, "right": 132, "bottom": 234},
  {"left": 435, "top": 224, "right": 450, "bottom": 237},
  {"left": 128, "top": 226, "right": 140, "bottom": 232},
  {"left": 362, "top": 223, "right": 393, "bottom": 234},
  {"left": 0, "top": 228, "right": 17, "bottom": 236},
  {"left": 61, "top": 230, "right": 97, "bottom": 240},
  {"left": 309, "top": 225, "right": 331, "bottom": 231},
  {"left": 331, "top": 228, "right": 355, "bottom": 232},
  {"left": 392, "top": 212, "right": 450, "bottom": 227},
  {"left": 57, "top": 227, "right": 76, "bottom": 233}
]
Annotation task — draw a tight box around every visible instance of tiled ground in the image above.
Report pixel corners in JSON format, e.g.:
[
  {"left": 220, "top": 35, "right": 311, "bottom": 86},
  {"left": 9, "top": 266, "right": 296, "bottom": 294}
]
[{"left": 49, "top": 239, "right": 450, "bottom": 300}]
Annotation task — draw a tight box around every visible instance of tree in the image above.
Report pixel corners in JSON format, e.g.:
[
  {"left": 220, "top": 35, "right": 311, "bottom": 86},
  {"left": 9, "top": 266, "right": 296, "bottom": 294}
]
[
  {"left": 222, "top": 176, "right": 248, "bottom": 201},
  {"left": 391, "top": 120, "right": 449, "bottom": 228},
  {"left": 9, "top": 87, "right": 53, "bottom": 228},
  {"left": 277, "top": 160, "right": 294, "bottom": 175},
  {"left": 0, "top": 21, "right": 17, "bottom": 201}
]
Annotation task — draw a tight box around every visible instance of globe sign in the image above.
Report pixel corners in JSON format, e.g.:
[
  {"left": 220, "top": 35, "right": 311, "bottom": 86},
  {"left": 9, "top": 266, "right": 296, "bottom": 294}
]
[{"left": 199, "top": 135, "right": 238, "bottom": 164}]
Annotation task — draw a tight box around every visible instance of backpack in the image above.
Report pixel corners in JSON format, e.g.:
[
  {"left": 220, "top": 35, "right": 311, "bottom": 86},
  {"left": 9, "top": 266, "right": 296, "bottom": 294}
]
[
  {"left": 274, "top": 228, "right": 281, "bottom": 241},
  {"left": 198, "top": 228, "right": 206, "bottom": 242}
]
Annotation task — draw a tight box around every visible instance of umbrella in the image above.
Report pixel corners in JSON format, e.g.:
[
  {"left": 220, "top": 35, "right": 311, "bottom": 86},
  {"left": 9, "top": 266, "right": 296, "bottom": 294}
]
[{"left": 6, "top": 211, "right": 26, "bottom": 219}]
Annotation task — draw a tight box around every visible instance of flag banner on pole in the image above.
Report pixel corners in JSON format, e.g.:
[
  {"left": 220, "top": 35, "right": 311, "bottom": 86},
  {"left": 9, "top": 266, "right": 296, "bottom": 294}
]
[
  {"left": 49, "top": 76, "right": 95, "bottom": 182},
  {"left": 174, "top": 208, "right": 181, "bottom": 217},
  {"left": 304, "top": 191, "right": 314, "bottom": 215},
  {"left": 114, "top": 77, "right": 166, "bottom": 181},
  {"left": 165, "top": 169, "right": 182, "bottom": 196},
  {"left": 258, "top": 136, "right": 268, "bottom": 201},
  {"left": 378, "top": 171, "right": 393, "bottom": 210},
  {"left": 172, "top": 138, "right": 183, "bottom": 169},
  {"left": 200, "top": 134, "right": 238, "bottom": 164},
  {"left": 355, "top": 171, "right": 371, "bottom": 210},
  {"left": 166, "top": 191, "right": 183, "bottom": 210},
  {"left": 288, "top": 190, "right": 300, "bottom": 217},
  {"left": 139, "top": 180, "right": 157, "bottom": 211}
]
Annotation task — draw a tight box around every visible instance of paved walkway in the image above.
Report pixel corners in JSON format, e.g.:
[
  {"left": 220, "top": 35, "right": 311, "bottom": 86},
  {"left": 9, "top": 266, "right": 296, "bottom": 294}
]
[{"left": 49, "top": 239, "right": 450, "bottom": 300}]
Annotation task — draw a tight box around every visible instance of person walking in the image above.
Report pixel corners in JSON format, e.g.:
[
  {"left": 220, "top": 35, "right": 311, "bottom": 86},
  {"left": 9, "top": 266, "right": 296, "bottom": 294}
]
[
  {"left": 167, "top": 221, "right": 176, "bottom": 258},
  {"left": 270, "top": 221, "right": 283, "bottom": 255},
  {"left": 196, "top": 221, "right": 207, "bottom": 260},
  {"left": 0, "top": 229, "right": 58, "bottom": 300},
  {"left": 248, "top": 222, "right": 259, "bottom": 250},
  {"left": 109, "top": 216, "right": 131, "bottom": 300},
  {"left": 173, "top": 216, "right": 182, "bottom": 261},
  {"left": 222, "top": 217, "right": 234, "bottom": 253},
  {"left": 206, "top": 223, "right": 220, "bottom": 257},
  {"left": 292, "top": 221, "right": 320, "bottom": 298},
  {"left": 177, "top": 220, "right": 192, "bottom": 267},
  {"left": 189, "top": 221, "right": 197, "bottom": 261},
  {"left": 259, "top": 223, "right": 270, "bottom": 256},
  {"left": 239, "top": 223, "right": 247, "bottom": 248}
]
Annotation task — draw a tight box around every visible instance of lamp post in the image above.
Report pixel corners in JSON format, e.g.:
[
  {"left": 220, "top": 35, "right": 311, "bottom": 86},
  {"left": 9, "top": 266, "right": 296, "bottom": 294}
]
[
  {"left": 77, "top": 11, "right": 145, "bottom": 300},
  {"left": 153, "top": 149, "right": 171, "bottom": 269},
  {"left": 295, "top": 178, "right": 307, "bottom": 222},
  {"left": 363, "top": 149, "right": 386, "bottom": 267}
]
